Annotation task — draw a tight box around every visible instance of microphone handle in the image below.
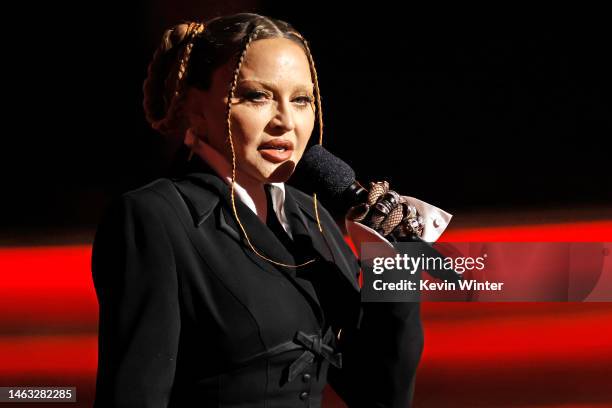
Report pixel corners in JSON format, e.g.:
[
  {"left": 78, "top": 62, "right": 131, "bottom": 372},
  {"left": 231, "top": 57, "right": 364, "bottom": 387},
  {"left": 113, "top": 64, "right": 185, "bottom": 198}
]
[{"left": 343, "top": 180, "right": 369, "bottom": 206}]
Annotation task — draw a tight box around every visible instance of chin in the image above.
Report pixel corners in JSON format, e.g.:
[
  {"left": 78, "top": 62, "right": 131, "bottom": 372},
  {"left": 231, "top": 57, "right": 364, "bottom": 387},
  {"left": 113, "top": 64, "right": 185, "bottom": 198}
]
[{"left": 263, "top": 161, "right": 296, "bottom": 183}]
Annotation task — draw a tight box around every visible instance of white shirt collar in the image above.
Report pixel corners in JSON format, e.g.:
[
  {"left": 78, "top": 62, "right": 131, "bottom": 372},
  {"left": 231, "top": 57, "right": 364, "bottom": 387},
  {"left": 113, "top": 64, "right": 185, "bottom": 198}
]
[{"left": 188, "top": 131, "right": 292, "bottom": 238}]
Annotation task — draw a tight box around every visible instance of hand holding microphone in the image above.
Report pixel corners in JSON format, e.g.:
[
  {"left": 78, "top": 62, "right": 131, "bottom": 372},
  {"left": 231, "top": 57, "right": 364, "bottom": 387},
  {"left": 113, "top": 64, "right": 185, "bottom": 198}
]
[
  {"left": 290, "top": 144, "right": 460, "bottom": 281},
  {"left": 346, "top": 180, "right": 425, "bottom": 240},
  {"left": 290, "top": 145, "right": 426, "bottom": 242}
]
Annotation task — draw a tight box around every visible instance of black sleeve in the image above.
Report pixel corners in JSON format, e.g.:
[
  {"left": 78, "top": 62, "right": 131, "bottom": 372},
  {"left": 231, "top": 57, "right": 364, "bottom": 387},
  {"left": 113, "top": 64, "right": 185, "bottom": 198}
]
[
  {"left": 328, "top": 302, "right": 423, "bottom": 408},
  {"left": 91, "top": 192, "right": 180, "bottom": 408},
  {"left": 322, "top": 207, "right": 424, "bottom": 408}
]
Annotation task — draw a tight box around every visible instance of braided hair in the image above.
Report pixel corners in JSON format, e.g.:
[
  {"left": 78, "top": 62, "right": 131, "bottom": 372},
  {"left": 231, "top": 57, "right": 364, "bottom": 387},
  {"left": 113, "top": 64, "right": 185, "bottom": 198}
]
[
  {"left": 143, "top": 13, "right": 327, "bottom": 268},
  {"left": 143, "top": 21, "right": 205, "bottom": 139}
]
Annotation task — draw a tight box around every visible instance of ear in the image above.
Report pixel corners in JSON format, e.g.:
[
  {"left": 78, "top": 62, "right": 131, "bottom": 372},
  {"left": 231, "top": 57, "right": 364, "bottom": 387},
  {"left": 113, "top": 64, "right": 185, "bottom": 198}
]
[
  {"left": 183, "top": 87, "right": 209, "bottom": 145},
  {"left": 184, "top": 127, "right": 200, "bottom": 149}
]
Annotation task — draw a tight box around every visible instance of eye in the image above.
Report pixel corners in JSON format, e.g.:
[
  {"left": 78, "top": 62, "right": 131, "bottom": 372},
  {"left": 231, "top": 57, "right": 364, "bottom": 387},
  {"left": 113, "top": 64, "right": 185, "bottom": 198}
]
[
  {"left": 293, "top": 95, "right": 314, "bottom": 108},
  {"left": 244, "top": 91, "right": 269, "bottom": 102},
  {"left": 240, "top": 89, "right": 314, "bottom": 109}
]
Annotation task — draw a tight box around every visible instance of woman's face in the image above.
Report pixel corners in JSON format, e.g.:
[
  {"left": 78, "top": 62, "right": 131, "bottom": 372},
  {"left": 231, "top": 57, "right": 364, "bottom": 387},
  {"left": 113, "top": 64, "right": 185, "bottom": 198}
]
[{"left": 188, "top": 37, "right": 316, "bottom": 184}]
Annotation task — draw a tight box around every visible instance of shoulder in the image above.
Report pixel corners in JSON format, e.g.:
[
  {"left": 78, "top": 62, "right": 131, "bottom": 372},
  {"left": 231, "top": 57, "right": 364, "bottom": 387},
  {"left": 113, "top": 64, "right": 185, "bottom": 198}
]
[
  {"left": 123, "top": 178, "right": 177, "bottom": 203},
  {"left": 99, "top": 178, "right": 183, "bottom": 230},
  {"left": 93, "top": 179, "right": 185, "bottom": 265},
  {"left": 92, "top": 180, "right": 180, "bottom": 291},
  {"left": 120, "top": 178, "right": 177, "bottom": 212}
]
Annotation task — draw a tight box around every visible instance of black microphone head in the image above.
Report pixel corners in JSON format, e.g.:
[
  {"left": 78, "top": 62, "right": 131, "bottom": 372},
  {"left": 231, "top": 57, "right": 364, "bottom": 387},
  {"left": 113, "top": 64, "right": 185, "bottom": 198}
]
[{"left": 290, "top": 145, "right": 356, "bottom": 199}]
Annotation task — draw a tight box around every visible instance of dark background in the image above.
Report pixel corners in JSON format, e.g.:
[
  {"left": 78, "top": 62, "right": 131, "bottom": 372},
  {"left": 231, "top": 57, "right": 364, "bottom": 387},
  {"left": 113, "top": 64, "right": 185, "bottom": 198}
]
[
  {"left": 0, "top": 6, "right": 610, "bottom": 408},
  {"left": 3, "top": 3, "right": 610, "bottom": 231}
]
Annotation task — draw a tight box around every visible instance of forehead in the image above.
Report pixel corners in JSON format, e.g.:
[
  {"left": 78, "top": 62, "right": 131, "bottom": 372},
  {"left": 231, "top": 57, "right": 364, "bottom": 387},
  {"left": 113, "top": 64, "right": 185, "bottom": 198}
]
[{"left": 238, "top": 38, "right": 313, "bottom": 91}]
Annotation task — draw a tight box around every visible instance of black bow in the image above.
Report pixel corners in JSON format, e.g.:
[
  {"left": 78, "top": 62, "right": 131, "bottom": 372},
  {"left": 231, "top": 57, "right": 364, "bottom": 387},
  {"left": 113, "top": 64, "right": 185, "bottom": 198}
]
[{"left": 287, "top": 327, "right": 343, "bottom": 382}]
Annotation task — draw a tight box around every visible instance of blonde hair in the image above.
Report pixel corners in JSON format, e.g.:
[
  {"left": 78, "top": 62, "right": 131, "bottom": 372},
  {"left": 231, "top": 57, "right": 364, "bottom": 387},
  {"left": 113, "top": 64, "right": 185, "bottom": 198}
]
[{"left": 143, "top": 13, "right": 327, "bottom": 268}]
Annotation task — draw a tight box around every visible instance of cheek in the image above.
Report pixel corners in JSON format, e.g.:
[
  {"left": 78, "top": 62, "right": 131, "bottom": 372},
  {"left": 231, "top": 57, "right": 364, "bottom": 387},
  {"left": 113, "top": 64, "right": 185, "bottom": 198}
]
[
  {"left": 204, "top": 101, "right": 231, "bottom": 146},
  {"left": 230, "top": 108, "right": 270, "bottom": 148},
  {"left": 296, "top": 110, "right": 316, "bottom": 145}
]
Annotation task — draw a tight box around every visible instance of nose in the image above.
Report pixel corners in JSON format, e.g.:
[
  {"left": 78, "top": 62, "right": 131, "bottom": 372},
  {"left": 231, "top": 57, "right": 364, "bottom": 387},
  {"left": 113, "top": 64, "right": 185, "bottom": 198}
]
[{"left": 269, "top": 99, "right": 295, "bottom": 133}]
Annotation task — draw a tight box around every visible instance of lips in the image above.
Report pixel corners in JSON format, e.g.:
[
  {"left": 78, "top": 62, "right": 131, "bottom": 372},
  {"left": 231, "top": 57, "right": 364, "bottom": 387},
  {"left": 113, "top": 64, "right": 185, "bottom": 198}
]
[
  {"left": 257, "top": 139, "right": 294, "bottom": 163},
  {"left": 257, "top": 139, "right": 294, "bottom": 151}
]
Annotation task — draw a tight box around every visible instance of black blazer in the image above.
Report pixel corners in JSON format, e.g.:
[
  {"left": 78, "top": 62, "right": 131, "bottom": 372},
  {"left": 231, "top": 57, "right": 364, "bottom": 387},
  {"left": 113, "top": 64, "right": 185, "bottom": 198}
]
[{"left": 91, "top": 157, "right": 424, "bottom": 408}]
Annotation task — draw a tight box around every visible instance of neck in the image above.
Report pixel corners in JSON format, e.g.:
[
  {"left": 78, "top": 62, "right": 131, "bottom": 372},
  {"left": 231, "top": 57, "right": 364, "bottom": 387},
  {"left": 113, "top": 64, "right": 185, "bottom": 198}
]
[
  {"left": 231, "top": 170, "right": 268, "bottom": 224},
  {"left": 187, "top": 140, "right": 273, "bottom": 224}
]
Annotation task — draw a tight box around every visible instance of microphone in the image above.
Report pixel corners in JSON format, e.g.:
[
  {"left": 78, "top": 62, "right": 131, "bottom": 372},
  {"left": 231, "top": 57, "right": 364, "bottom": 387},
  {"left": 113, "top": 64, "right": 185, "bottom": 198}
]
[
  {"left": 289, "top": 145, "right": 369, "bottom": 218},
  {"left": 290, "top": 144, "right": 417, "bottom": 240},
  {"left": 290, "top": 145, "right": 462, "bottom": 282}
]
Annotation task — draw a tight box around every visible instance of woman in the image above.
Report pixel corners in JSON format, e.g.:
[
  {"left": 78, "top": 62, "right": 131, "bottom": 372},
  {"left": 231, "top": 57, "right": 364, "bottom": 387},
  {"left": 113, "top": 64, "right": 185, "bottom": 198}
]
[{"left": 92, "top": 13, "right": 450, "bottom": 407}]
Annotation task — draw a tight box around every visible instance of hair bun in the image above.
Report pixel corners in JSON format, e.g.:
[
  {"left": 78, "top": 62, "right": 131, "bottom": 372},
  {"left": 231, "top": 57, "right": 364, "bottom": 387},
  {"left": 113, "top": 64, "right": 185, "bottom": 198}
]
[{"left": 143, "top": 21, "right": 205, "bottom": 136}]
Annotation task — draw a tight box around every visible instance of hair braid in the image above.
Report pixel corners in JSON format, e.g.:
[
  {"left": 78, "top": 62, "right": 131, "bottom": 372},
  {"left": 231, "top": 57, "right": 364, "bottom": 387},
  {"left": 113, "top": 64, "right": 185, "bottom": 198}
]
[
  {"left": 173, "top": 23, "right": 206, "bottom": 101},
  {"left": 292, "top": 33, "right": 324, "bottom": 145},
  {"left": 143, "top": 21, "right": 205, "bottom": 138},
  {"left": 145, "top": 14, "right": 330, "bottom": 269},
  {"left": 224, "top": 25, "right": 320, "bottom": 268},
  {"left": 293, "top": 34, "right": 325, "bottom": 232}
]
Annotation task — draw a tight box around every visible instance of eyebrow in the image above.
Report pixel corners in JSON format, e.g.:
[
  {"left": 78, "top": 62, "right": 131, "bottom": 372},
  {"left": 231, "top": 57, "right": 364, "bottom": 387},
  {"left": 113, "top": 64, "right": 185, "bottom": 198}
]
[{"left": 238, "top": 78, "right": 313, "bottom": 93}]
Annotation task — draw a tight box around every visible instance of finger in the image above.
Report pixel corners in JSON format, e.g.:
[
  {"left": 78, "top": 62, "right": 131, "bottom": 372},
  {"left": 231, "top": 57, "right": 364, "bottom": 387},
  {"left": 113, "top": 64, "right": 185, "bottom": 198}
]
[
  {"left": 381, "top": 203, "right": 405, "bottom": 236},
  {"left": 368, "top": 211, "right": 385, "bottom": 231},
  {"left": 346, "top": 203, "right": 370, "bottom": 222},
  {"left": 367, "top": 181, "right": 389, "bottom": 205}
]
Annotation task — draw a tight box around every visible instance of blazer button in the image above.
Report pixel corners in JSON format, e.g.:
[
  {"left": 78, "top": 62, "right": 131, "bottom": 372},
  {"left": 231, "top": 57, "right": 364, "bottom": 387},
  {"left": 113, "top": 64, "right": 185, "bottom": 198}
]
[
  {"left": 302, "top": 373, "right": 311, "bottom": 382},
  {"left": 299, "top": 391, "right": 309, "bottom": 400}
]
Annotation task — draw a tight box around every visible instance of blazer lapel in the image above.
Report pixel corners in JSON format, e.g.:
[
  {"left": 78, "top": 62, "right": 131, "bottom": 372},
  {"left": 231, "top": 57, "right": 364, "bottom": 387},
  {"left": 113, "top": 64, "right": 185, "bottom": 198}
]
[
  {"left": 283, "top": 188, "right": 333, "bottom": 263},
  {"left": 175, "top": 155, "right": 326, "bottom": 325},
  {"left": 217, "top": 195, "right": 298, "bottom": 269},
  {"left": 286, "top": 186, "right": 361, "bottom": 292}
]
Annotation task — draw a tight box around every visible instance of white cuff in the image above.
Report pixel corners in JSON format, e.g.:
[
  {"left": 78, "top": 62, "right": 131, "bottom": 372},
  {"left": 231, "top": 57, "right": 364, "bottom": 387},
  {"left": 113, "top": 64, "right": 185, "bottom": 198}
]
[{"left": 402, "top": 195, "right": 452, "bottom": 242}]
